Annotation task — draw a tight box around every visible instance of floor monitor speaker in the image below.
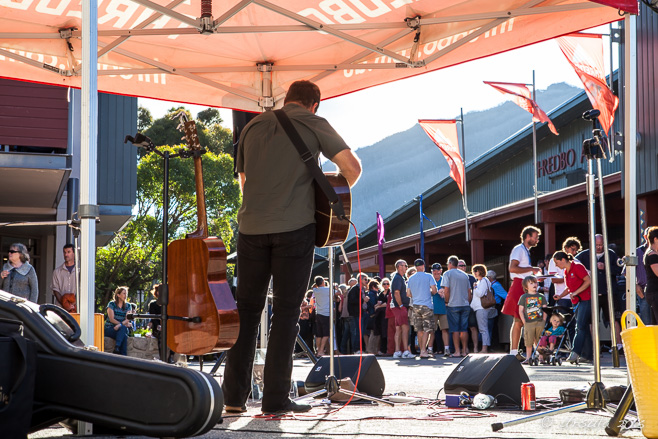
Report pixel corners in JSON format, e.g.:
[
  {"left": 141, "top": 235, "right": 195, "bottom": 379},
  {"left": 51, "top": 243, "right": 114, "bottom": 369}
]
[
  {"left": 304, "top": 354, "right": 385, "bottom": 397},
  {"left": 444, "top": 354, "right": 529, "bottom": 405}
]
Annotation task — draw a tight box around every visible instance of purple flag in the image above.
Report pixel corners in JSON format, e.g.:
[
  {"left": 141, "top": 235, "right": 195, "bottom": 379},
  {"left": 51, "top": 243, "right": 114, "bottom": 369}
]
[{"left": 377, "top": 212, "right": 385, "bottom": 278}]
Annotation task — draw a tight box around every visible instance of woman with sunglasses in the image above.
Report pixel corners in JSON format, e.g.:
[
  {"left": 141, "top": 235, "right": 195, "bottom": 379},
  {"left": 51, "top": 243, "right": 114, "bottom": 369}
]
[{"left": 1, "top": 243, "right": 38, "bottom": 302}]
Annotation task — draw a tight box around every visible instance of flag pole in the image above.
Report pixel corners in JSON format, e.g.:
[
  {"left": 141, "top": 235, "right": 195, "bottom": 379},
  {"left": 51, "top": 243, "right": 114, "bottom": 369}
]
[
  {"left": 460, "top": 108, "right": 470, "bottom": 241},
  {"left": 419, "top": 194, "right": 425, "bottom": 260},
  {"left": 532, "top": 70, "right": 539, "bottom": 224},
  {"left": 609, "top": 23, "right": 616, "bottom": 159}
]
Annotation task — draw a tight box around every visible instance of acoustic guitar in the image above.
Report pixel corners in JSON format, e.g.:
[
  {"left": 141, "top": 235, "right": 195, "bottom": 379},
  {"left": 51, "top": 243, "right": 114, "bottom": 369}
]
[
  {"left": 166, "top": 114, "right": 239, "bottom": 355},
  {"left": 314, "top": 173, "right": 351, "bottom": 247}
]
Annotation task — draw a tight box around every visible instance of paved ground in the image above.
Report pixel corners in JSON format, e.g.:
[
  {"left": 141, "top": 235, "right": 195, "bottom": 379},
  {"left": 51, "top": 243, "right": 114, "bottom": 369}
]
[{"left": 30, "top": 350, "right": 644, "bottom": 439}]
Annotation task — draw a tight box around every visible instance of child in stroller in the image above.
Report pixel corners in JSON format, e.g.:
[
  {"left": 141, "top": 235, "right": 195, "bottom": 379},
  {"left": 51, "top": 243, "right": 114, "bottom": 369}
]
[{"left": 537, "top": 313, "right": 566, "bottom": 363}]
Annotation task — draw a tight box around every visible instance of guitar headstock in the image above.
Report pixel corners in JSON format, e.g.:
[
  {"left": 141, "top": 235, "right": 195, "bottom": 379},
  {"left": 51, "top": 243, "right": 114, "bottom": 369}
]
[{"left": 173, "top": 110, "right": 202, "bottom": 152}]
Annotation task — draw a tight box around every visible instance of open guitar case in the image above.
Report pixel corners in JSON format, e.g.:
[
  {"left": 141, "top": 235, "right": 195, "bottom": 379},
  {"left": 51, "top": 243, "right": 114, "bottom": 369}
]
[{"left": 0, "top": 291, "right": 223, "bottom": 438}]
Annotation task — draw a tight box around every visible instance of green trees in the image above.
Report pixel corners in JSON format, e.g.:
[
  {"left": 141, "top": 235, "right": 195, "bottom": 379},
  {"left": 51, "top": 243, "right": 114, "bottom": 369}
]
[{"left": 95, "top": 107, "right": 240, "bottom": 311}]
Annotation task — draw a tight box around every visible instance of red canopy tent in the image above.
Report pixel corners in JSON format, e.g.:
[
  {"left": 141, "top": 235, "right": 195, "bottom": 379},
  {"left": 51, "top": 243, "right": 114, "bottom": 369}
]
[
  {"left": 0, "top": 0, "right": 636, "bottom": 112},
  {"left": 0, "top": 0, "right": 639, "bottom": 346}
]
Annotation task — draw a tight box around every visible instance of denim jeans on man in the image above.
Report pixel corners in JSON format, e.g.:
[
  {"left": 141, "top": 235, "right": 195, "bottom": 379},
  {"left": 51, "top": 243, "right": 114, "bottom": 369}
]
[
  {"left": 638, "top": 296, "right": 652, "bottom": 325},
  {"left": 340, "top": 316, "right": 359, "bottom": 354},
  {"left": 222, "top": 224, "right": 315, "bottom": 412}
]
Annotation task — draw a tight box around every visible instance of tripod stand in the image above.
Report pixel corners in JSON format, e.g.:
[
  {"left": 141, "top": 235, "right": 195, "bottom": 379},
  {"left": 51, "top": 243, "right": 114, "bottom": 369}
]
[
  {"left": 492, "top": 110, "right": 620, "bottom": 431},
  {"left": 296, "top": 246, "right": 393, "bottom": 407}
]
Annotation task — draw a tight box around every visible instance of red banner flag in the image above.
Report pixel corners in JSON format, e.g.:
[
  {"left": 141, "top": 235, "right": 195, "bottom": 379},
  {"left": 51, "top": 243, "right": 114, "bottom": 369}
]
[
  {"left": 557, "top": 33, "right": 619, "bottom": 137},
  {"left": 418, "top": 120, "right": 464, "bottom": 195},
  {"left": 484, "top": 81, "right": 559, "bottom": 136}
]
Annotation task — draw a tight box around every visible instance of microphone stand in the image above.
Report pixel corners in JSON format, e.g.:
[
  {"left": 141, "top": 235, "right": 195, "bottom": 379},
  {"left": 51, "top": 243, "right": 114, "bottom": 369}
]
[
  {"left": 492, "top": 111, "right": 617, "bottom": 432},
  {"left": 125, "top": 133, "right": 193, "bottom": 362},
  {"left": 296, "top": 245, "right": 393, "bottom": 407}
]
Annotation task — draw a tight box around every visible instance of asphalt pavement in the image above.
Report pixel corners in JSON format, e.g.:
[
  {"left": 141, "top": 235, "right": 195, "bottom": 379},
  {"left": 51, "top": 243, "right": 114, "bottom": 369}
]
[{"left": 30, "top": 349, "right": 647, "bottom": 439}]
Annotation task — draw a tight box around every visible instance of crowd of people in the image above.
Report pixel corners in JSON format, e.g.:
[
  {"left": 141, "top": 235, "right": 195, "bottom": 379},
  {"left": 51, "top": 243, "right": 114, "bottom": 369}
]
[
  {"left": 296, "top": 256, "right": 507, "bottom": 359},
  {"left": 295, "top": 225, "right": 658, "bottom": 364}
]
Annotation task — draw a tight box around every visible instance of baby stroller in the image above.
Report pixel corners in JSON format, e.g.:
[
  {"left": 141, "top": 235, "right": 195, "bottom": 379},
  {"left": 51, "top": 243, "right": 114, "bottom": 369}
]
[{"left": 527, "top": 305, "right": 576, "bottom": 366}]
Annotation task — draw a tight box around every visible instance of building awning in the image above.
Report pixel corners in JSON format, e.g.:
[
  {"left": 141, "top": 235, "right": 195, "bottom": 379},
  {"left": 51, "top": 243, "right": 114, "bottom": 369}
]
[{"left": 0, "top": 152, "right": 70, "bottom": 218}]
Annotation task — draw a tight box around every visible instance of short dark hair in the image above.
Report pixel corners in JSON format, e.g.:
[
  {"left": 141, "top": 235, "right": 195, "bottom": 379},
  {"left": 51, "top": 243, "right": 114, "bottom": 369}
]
[
  {"left": 314, "top": 276, "right": 324, "bottom": 287},
  {"left": 521, "top": 226, "right": 541, "bottom": 241},
  {"left": 646, "top": 226, "right": 658, "bottom": 246},
  {"left": 63, "top": 243, "right": 74, "bottom": 251},
  {"left": 447, "top": 255, "right": 459, "bottom": 268},
  {"left": 562, "top": 236, "right": 582, "bottom": 252},
  {"left": 368, "top": 279, "right": 380, "bottom": 291},
  {"left": 284, "top": 80, "right": 321, "bottom": 110}
]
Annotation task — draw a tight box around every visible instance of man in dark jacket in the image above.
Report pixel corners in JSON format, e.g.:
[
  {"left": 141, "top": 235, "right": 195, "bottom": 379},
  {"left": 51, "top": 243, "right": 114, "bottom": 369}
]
[{"left": 576, "top": 234, "right": 623, "bottom": 354}]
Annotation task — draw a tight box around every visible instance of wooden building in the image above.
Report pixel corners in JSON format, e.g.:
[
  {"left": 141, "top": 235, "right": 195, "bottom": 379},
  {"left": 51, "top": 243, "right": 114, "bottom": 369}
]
[{"left": 0, "top": 78, "right": 137, "bottom": 304}]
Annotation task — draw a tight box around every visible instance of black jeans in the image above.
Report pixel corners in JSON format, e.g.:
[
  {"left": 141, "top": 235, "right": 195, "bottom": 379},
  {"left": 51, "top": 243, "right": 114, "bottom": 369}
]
[{"left": 222, "top": 224, "right": 315, "bottom": 411}]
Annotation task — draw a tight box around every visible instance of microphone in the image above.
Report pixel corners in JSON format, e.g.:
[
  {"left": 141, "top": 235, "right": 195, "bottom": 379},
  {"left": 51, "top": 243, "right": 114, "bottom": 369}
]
[
  {"left": 582, "top": 109, "right": 601, "bottom": 121},
  {"left": 124, "top": 132, "right": 156, "bottom": 152}
]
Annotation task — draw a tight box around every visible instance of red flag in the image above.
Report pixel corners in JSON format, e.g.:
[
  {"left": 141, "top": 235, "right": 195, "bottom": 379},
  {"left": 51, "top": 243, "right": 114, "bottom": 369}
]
[
  {"left": 557, "top": 33, "right": 619, "bottom": 137},
  {"left": 484, "top": 81, "right": 559, "bottom": 136},
  {"left": 418, "top": 120, "right": 464, "bottom": 195}
]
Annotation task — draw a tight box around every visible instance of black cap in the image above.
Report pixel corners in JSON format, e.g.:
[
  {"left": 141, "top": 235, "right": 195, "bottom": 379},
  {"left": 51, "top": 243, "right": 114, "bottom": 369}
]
[
  {"left": 414, "top": 258, "right": 425, "bottom": 267},
  {"left": 431, "top": 263, "right": 442, "bottom": 271}
]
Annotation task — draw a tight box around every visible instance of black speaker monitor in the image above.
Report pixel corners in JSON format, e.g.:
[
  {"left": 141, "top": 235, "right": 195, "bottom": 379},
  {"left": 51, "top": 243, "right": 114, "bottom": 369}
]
[
  {"left": 305, "top": 354, "right": 385, "bottom": 397},
  {"left": 444, "top": 354, "right": 529, "bottom": 405}
]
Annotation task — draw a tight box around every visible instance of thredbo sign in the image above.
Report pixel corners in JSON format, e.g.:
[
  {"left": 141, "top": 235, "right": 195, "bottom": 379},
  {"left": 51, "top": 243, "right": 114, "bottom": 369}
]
[{"left": 537, "top": 148, "right": 589, "bottom": 178}]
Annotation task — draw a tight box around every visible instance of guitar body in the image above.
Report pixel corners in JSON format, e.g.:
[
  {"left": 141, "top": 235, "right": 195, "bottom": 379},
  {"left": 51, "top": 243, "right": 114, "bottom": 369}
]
[
  {"left": 166, "top": 114, "right": 239, "bottom": 356},
  {"left": 167, "top": 236, "right": 239, "bottom": 355},
  {"left": 315, "top": 173, "right": 351, "bottom": 247}
]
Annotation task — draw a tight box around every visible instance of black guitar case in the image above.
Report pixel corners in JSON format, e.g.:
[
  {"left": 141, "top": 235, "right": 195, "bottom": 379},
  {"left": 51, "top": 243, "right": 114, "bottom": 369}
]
[{"left": 0, "top": 291, "right": 223, "bottom": 438}]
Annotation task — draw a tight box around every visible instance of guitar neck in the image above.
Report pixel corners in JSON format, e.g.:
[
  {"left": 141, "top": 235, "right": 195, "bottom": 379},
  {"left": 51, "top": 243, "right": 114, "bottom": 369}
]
[{"left": 187, "top": 154, "right": 208, "bottom": 239}]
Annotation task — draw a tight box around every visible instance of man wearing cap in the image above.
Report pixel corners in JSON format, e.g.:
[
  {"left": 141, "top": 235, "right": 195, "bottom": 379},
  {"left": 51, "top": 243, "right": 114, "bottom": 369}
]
[
  {"left": 430, "top": 263, "right": 450, "bottom": 356},
  {"left": 391, "top": 259, "right": 413, "bottom": 358},
  {"left": 440, "top": 256, "right": 472, "bottom": 357},
  {"left": 407, "top": 259, "right": 438, "bottom": 358}
]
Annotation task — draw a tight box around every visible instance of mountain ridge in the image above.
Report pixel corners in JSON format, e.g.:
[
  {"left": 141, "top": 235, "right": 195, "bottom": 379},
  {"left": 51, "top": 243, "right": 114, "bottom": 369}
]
[{"left": 324, "top": 82, "right": 581, "bottom": 236}]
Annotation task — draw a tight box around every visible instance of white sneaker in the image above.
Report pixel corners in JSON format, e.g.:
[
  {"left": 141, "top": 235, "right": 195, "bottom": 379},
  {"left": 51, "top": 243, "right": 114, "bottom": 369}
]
[
  {"left": 427, "top": 347, "right": 434, "bottom": 355},
  {"left": 393, "top": 351, "right": 402, "bottom": 358},
  {"left": 402, "top": 351, "right": 415, "bottom": 359}
]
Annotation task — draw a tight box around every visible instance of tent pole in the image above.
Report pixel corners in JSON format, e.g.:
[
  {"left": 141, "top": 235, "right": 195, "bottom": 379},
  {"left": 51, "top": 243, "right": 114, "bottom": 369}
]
[
  {"left": 532, "top": 70, "right": 538, "bottom": 224},
  {"left": 623, "top": 13, "right": 637, "bottom": 326},
  {"left": 460, "top": 108, "right": 469, "bottom": 241},
  {"left": 79, "top": 0, "right": 98, "bottom": 435}
]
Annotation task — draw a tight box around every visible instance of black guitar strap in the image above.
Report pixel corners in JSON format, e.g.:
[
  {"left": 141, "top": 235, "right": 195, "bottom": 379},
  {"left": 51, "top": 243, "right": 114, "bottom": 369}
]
[{"left": 273, "top": 109, "right": 347, "bottom": 221}]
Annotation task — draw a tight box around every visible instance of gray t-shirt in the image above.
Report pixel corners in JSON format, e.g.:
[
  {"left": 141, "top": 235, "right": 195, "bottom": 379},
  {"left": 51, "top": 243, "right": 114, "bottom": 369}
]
[
  {"left": 440, "top": 268, "right": 471, "bottom": 307},
  {"left": 406, "top": 271, "right": 434, "bottom": 308},
  {"left": 236, "top": 103, "right": 350, "bottom": 234},
  {"left": 313, "top": 286, "right": 331, "bottom": 316}
]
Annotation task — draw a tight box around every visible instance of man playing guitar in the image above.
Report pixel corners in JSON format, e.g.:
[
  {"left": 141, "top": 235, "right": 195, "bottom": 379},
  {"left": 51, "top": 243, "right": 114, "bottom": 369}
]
[{"left": 223, "top": 80, "right": 361, "bottom": 415}]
